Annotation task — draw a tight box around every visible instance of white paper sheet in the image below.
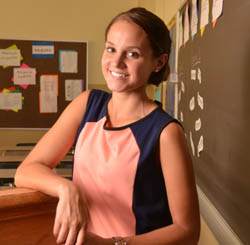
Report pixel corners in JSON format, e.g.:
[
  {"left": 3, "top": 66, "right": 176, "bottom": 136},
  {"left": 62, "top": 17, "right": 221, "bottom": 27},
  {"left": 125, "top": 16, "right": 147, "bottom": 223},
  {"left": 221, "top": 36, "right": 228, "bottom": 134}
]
[
  {"left": 181, "top": 81, "right": 185, "bottom": 93},
  {"left": 197, "top": 68, "right": 202, "bottom": 84},
  {"left": 180, "top": 111, "right": 184, "bottom": 122},
  {"left": 40, "top": 91, "right": 57, "bottom": 113},
  {"left": 60, "top": 50, "right": 78, "bottom": 73},
  {"left": 0, "top": 93, "right": 22, "bottom": 110},
  {"left": 65, "top": 79, "right": 83, "bottom": 101},
  {"left": 14, "top": 68, "right": 36, "bottom": 85},
  {"left": 191, "top": 0, "right": 198, "bottom": 37},
  {"left": 189, "top": 96, "right": 195, "bottom": 111},
  {"left": 184, "top": 4, "right": 190, "bottom": 44},
  {"left": 40, "top": 75, "right": 58, "bottom": 94},
  {"left": 200, "top": 0, "right": 209, "bottom": 29},
  {"left": 195, "top": 118, "right": 202, "bottom": 131},
  {"left": 178, "top": 89, "right": 182, "bottom": 103},
  {"left": 0, "top": 49, "right": 21, "bottom": 67},
  {"left": 189, "top": 131, "right": 195, "bottom": 156},
  {"left": 197, "top": 92, "right": 204, "bottom": 110},
  {"left": 191, "top": 69, "right": 196, "bottom": 80},
  {"left": 212, "top": 0, "right": 223, "bottom": 22},
  {"left": 198, "top": 135, "right": 204, "bottom": 157}
]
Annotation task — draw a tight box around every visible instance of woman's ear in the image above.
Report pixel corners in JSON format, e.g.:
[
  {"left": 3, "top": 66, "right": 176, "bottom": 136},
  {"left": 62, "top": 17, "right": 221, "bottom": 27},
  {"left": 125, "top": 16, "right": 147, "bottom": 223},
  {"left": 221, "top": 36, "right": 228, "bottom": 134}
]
[{"left": 154, "top": 53, "right": 168, "bottom": 72}]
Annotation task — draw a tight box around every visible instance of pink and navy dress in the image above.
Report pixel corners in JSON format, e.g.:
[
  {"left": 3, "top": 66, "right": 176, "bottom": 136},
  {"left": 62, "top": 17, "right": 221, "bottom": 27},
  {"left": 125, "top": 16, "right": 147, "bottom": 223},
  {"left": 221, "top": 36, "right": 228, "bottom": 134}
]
[{"left": 73, "top": 89, "right": 180, "bottom": 238}]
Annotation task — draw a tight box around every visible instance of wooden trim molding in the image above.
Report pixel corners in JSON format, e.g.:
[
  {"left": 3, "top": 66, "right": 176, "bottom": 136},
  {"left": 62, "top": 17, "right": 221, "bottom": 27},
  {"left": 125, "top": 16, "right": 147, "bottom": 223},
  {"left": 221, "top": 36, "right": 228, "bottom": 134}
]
[
  {"left": 0, "top": 188, "right": 58, "bottom": 245},
  {"left": 197, "top": 185, "right": 243, "bottom": 245}
]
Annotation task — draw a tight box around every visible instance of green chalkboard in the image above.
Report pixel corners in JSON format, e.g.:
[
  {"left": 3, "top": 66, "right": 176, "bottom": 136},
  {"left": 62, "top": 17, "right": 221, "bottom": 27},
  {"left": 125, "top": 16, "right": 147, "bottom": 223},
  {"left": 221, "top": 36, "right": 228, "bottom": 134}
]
[{"left": 178, "top": 0, "right": 250, "bottom": 243}]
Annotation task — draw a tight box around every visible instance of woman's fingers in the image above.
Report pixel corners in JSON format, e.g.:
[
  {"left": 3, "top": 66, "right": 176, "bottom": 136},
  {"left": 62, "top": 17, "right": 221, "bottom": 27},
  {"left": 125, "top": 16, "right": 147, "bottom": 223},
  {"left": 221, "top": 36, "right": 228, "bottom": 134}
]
[
  {"left": 53, "top": 205, "right": 86, "bottom": 244},
  {"left": 75, "top": 228, "right": 85, "bottom": 245},
  {"left": 52, "top": 182, "right": 89, "bottom": 244},
  {"left": 55, "top": 224, "right": 85, "bottom": 245},
  {"left": 64, "top": 224, "right": 80, "bottom": 245},
  {"left": 53, "top": 205, "right": 62, "bottom": 239},
  {"left": 56, "top": 223, "right": 69, "bottom": 244}
]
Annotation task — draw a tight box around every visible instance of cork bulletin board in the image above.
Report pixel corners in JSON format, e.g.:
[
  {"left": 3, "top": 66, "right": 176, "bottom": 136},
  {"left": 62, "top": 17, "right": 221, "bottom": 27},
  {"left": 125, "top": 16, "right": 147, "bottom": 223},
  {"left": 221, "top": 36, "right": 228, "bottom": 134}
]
[{"left": 0, "top": 39, "right": 87, "bottom": 129}]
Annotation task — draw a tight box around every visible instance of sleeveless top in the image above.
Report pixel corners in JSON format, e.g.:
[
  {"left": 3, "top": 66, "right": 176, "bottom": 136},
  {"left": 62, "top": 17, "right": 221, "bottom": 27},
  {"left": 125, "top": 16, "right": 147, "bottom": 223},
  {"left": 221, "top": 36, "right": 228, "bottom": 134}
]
[{"left": 73, "top": 89, "right": 180, "bottom": 238}]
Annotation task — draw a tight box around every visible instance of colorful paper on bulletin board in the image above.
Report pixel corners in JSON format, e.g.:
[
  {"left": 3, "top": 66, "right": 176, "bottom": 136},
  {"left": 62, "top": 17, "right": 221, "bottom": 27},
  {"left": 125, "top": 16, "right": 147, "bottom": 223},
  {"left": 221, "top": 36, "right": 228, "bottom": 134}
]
[
  {"left": 39, "top": 74, "right": 58, "bottom": 113},
  {"left": 59, "top": 50, "right": 78, "bottom": 73},
  {"left": 0, "top": 86, "right": 24, "bottom": 112},
  {"left": 200, "top": 0, "right": 209, "bottom": 37},
  {"left": 40, "top": 74, "right": 59, "bottom": 96},
  {"left": 11, "top": 63, "right": 37, "bottom": 89},
  {"left": 1, "top": 44, "right": 24, "bottom": 69},
  {"left": 39, "top": 91, "right": 58, "bottom": 113},
  {"left": 212, "top": 0, "right": 223, "bottom": 28},
  {"left": 32, "top": 42, "right": 54, "bottom": 58}
]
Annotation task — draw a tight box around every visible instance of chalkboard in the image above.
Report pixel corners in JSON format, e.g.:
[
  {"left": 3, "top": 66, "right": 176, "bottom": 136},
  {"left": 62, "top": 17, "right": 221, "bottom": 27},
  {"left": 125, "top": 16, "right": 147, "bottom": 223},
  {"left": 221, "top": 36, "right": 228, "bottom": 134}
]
[
  {"left": 177, "top": 0, "right": 250, "bottom": 243},
  {"left": 0, "top": 39, "right": 87, "bottom": 129}
]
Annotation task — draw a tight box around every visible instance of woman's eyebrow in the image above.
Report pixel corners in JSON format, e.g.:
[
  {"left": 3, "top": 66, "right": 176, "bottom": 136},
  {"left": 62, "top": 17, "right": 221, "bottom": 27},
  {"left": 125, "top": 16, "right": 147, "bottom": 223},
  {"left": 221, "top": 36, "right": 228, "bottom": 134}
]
[{"left": 106, "top": 41, "right": 141, "bottom": 50}]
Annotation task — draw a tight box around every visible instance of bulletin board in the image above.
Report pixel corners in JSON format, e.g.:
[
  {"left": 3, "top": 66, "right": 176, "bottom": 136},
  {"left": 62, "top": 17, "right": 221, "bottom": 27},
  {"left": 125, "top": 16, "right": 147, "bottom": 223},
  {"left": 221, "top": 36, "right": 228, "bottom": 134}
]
[
  {"left": 0, "top": 39, "right": 87, "bottom": 129},
  {"left": 177, "top": 0, "right": 250, "bottom": 244}
]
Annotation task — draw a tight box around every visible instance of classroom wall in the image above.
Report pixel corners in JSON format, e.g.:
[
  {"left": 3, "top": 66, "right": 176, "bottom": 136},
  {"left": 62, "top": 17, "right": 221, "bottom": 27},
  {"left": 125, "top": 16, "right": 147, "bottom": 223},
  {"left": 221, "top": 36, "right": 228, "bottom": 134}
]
[
  {"left": 0, "top": 0, "right": 186, "bottom": 147},
  {"left": 0, "top": 1, "right": 219, "bottom": 244}
]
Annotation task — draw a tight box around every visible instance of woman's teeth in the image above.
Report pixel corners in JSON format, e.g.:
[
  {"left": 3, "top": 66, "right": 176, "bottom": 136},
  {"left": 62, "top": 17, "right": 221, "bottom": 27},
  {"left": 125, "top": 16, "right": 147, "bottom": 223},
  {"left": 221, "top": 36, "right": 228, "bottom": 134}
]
[{"left": 111, "top": 71, "right": 127, "bottom": 78}]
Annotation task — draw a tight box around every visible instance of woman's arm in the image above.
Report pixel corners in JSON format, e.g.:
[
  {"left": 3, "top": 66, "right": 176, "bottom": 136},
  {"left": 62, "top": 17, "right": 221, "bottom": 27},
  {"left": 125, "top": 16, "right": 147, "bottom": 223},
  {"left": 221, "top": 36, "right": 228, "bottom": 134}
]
[
  {"left": 15, "top": 90, "right": 91, "bottom": 245},
  {"left": 86, "top": 122, "right": 200, "bottom": 245}
]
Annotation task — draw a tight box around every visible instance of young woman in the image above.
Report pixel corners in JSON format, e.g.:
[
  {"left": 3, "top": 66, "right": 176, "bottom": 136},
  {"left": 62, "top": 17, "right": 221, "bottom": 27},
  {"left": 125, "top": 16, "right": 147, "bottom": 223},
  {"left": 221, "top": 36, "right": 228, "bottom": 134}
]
[{"left": 15, "top": 8, "right": 200, "bottom": 245}]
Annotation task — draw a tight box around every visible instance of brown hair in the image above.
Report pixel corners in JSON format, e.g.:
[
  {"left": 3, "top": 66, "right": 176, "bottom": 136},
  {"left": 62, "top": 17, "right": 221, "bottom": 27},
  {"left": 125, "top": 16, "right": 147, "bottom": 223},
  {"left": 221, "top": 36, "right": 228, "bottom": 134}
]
[{"left": 105, "top": 7, "right": 172, "bottom": 86}]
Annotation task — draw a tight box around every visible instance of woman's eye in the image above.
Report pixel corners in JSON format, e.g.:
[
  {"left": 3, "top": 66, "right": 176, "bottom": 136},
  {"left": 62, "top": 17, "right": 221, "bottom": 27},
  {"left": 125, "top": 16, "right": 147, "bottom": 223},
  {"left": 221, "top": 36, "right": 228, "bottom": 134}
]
[
  {"left": 127, "top": 51, "right": 139, "bottom": 58},
  {"left": 106, "top": 47, "right": 115, "bottom": 53}
]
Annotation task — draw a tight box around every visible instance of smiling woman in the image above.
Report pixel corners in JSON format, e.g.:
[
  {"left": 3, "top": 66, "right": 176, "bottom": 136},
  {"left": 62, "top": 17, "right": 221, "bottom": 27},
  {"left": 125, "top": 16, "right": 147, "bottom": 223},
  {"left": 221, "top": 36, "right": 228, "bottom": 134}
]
[
  {"left": 15, "top": 7, "right": 200, "bottom": 245},
  {"left": 102, "top": 20, "right": 159, "bottom": 93}
]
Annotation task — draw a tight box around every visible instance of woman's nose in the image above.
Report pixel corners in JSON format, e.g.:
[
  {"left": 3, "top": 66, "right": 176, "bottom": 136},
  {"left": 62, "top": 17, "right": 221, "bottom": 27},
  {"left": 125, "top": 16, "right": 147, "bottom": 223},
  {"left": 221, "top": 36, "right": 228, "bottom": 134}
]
[{"left": 111, "top": 53, "right": 126, "bottom": 68}]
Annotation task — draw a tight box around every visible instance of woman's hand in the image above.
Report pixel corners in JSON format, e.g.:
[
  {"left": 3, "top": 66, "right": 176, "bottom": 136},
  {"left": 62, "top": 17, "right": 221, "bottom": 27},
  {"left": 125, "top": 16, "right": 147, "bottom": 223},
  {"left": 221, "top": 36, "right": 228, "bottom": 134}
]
[{"left": 53, "top": 181, "right": 89, "bottom": 245}]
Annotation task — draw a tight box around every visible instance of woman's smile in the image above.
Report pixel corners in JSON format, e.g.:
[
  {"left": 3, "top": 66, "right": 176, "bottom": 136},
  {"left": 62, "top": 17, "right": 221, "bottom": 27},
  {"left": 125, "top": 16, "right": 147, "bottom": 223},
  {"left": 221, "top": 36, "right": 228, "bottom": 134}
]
[{"left": 110, "top": 70, "right": 129, "bottom": 79}]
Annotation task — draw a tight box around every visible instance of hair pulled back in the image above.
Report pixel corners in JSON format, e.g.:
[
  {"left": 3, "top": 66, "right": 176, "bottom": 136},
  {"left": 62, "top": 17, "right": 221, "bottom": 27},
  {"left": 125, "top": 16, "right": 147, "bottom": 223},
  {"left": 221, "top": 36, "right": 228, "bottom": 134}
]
[{"left": 105, "top": 7, "right": 172, "bottom": 86}]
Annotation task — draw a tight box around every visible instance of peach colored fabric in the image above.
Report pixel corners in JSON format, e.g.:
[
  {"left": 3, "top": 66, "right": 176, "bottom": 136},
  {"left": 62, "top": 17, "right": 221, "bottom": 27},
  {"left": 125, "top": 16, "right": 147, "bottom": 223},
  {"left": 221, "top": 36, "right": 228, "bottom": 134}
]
[{"left": 73, "top": 117, "right": 140, "bottom": 237}]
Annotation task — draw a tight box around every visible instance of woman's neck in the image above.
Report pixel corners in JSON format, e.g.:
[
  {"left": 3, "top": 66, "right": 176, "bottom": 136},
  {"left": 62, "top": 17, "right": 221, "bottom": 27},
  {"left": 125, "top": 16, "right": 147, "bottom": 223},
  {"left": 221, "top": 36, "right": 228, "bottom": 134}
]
[{"left": 107, "top": 89, "right": 157, "bottom": 127}]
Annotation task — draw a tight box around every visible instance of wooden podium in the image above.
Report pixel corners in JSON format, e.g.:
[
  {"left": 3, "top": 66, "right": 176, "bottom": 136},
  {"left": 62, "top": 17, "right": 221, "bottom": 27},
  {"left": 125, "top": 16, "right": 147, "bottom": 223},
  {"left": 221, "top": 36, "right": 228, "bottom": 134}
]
[
  {"left": 0, "top": 147, "right": 73, "bottom": 244},
  {"left": 0, "top": 188, "right": 58, "bottom": 245}
]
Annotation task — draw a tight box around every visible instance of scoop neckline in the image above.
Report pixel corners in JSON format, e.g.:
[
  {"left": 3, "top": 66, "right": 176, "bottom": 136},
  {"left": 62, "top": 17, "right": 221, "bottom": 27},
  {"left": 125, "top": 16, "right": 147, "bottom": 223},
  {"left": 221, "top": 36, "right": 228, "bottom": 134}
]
[{"left": 103, "top": 94, "right": 161, "bottom": 131}]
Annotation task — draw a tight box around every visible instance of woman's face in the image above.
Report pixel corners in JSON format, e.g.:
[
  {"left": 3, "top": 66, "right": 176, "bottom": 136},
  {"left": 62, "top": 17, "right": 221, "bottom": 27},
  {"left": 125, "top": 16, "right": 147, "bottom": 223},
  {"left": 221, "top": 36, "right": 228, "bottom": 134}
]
[{"left": 102, "top": 20, "right": 158, "bottom": 93}]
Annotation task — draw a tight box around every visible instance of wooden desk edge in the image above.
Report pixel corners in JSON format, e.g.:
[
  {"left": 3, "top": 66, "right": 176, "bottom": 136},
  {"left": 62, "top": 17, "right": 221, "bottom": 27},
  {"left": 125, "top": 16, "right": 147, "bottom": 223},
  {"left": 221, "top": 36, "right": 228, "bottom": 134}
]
[{"left": 0, "top": 188, "right": 58, "bottom": 210}]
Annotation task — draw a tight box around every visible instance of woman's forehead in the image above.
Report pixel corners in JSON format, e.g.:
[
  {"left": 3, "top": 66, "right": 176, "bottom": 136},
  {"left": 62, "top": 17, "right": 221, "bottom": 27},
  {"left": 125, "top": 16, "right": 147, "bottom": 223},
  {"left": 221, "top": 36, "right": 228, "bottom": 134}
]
[{"left": 106, "top": 20, "right": 150, "bottom": 47}]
